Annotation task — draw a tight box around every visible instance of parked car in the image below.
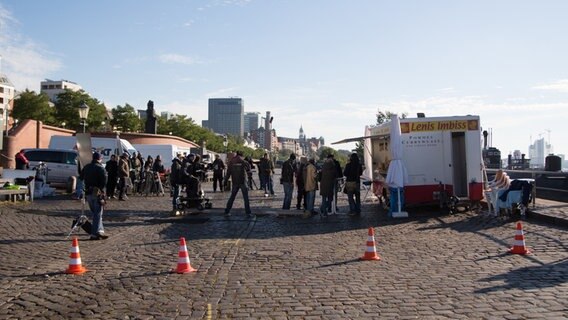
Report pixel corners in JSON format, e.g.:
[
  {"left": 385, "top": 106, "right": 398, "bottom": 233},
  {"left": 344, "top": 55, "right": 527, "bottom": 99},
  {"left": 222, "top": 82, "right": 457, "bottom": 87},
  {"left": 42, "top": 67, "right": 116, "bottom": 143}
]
[{"left": 23, "top": 149, "right": 78, "bottom": 184}]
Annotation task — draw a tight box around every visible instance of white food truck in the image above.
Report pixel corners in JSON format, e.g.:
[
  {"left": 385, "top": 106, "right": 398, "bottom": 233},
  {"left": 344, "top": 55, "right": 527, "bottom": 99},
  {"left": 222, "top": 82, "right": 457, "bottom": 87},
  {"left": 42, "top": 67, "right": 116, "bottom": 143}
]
[{"left": 340, "top": 115, "right": 484, "bottom": 206}]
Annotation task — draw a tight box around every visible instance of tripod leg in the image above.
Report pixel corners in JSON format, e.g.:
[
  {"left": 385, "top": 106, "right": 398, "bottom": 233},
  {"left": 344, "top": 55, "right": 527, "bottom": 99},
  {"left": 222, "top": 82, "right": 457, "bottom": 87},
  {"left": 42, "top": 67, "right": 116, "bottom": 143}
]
[{"left": 66, "top": 196, "right": 86, "bottom": 239}]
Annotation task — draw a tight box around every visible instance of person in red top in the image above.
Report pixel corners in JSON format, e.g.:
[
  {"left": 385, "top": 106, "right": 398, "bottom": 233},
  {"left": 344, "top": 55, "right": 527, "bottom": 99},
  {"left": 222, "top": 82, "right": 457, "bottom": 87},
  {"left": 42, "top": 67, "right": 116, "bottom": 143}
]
[{"left": 15, "top": 149, "right": 29, "bottom": 170}]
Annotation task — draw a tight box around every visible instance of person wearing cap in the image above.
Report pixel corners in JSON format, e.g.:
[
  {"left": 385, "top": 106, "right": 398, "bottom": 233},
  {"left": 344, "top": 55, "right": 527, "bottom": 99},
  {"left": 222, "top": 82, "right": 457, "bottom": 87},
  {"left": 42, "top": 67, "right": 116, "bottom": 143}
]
[
  {"left": 223, "top": 150, "right": 253, "bottom": 217},
  {"left": 118, "top": 152, "right": 130, "bottom": 201},
  {"left": 80, "top": 152, "right": 108, "bottom": 240},
  {"left": 211, "top": 154, "right": 225, "bottom": 192}
]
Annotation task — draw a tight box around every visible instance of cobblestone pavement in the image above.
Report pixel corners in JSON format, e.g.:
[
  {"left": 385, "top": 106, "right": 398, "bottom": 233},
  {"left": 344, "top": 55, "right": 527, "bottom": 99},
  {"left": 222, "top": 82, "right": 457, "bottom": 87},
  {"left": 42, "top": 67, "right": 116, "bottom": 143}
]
[{"left": 0, "top": 173, "right": 567, "bottom": 319}]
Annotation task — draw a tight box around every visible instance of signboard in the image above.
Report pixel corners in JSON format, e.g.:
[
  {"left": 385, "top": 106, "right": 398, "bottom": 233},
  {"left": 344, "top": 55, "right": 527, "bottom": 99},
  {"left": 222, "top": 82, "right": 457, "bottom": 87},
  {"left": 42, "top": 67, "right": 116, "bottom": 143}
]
[{"left": 401, "top": 120, "right": 479, "bottom": 133}]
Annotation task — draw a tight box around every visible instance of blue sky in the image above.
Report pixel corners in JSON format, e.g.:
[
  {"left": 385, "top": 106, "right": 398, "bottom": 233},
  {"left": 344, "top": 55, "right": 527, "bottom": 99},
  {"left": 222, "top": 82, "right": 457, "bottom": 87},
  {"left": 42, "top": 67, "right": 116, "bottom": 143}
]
[{"left": 1, "top": 0, "right": 568, "bottom": 157}]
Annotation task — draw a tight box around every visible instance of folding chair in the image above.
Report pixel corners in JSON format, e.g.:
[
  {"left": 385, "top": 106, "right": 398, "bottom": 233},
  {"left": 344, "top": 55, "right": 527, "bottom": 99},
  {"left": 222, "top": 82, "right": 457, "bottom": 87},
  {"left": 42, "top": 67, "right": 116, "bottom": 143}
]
[{"left": 361, "top": 179, "right": 376, "bottom": 202}]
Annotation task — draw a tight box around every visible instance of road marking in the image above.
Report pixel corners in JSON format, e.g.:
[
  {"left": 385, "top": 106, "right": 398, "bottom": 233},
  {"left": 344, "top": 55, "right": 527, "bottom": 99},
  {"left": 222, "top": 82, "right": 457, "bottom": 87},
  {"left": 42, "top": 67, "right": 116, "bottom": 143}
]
[{"left": 207, "top": 303, "right": 212, "bottom": 319}]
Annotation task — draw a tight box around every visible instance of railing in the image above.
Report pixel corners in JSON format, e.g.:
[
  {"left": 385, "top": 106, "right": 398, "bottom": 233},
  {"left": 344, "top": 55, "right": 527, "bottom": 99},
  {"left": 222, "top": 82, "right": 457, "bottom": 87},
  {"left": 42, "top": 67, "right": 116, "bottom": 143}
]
[{"left": 486, "top": 169, "right": 568, "bottom": 202}]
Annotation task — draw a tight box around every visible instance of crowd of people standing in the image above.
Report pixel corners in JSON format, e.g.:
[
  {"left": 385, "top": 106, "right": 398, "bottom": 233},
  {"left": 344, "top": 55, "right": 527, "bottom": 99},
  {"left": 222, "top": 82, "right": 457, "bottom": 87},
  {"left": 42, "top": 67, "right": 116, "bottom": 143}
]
[
  {"left": 205, "top": 151, "right": 365, "bottom": 219},
  {"left": 82, "top": 148, "right": 365, "bottom": 221},
  {"left": 77, "top": 149, "right": 365, "bottom": 239},
  {"left": 102, "top": 151, "right": 180, "bottom": 201}
]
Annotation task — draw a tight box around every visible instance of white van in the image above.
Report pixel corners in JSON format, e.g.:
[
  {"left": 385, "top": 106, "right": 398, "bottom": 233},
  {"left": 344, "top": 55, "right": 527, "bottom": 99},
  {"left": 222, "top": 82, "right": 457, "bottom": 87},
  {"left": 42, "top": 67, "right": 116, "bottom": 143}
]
[
  {"left": 49, "top": 136, "right": 137, "bottom": 162},
  {"left": 23, "top": 149, "right": 78, "bottom": 184},
  {"left": 133, "top": 144, "right": 191, "bottom": 169}
]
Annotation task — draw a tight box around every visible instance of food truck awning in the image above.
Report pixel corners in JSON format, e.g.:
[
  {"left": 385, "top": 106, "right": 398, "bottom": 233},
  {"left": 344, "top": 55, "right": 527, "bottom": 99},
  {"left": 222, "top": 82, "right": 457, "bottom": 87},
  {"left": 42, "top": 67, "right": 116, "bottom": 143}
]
[{"left": 331, "top": 134, "right": 389, "bottom": 145}]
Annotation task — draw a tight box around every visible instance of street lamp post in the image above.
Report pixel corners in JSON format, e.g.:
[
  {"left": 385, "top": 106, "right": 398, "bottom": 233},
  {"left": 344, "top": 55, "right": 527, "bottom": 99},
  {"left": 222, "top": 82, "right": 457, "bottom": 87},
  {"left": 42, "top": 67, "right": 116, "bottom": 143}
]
[{"left": 78, "top": 102, "right": 90, "bottom": 133}]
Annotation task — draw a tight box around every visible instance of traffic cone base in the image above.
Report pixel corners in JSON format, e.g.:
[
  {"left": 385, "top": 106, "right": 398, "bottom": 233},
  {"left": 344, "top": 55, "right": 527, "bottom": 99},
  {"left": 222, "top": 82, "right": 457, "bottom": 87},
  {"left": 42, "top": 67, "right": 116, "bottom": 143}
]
[
  {"left": 176, "top": 263, "right": 197, "bottom": 274},
  {"left": 176, "top": 237, "right": 197, "bottom": 274},
  {"left": 360, "top": 227, "right": 381, "bottom": 261},
  {"left": 509, "top": 222, "right": 531, "bottom": 255},
  {"left": 65, "top": 238, "right": 87, "bottom": 275},
  {"left": 509, "top": 246, "right": 531, "bottom": 255}
]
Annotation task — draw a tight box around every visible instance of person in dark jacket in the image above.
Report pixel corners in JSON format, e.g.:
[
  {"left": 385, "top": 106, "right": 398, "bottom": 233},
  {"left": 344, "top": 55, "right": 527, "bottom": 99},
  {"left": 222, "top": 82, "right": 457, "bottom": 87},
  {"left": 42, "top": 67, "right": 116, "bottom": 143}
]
[
  {"left": 170, "top": 153, "right": 184, "bottom": 215},
  {"left": 295, "top": 156, "right": 307, "bottom": 210},
  {"left": 80, "top": 152, "right": 108, "bottom": 240},
  {"left": 15, "top": 149, "right": 29, "bottom": 169},
  {"left": 105, "top": 154, "right": 118, "bottom": 199},
  {"left": 330, "top": 153, "right": 343, "bottom": 212},
  {"left": 223, "top": 151, "right": 253, "bottom": 217},
  {"left": 259, "top": 153, "right": 275, "bottom": 196},
  {"left": 193, "top": 155, "right": 205, "bottom": 181},
  {"left": 319, "top": 154, "right": 337, "bottom": 216},
  {"left": 211, "top": 154, "right": 225, "bottom": 192},
  {"left": 183, "top": 153, "right": 199, "bottom": 198},
  {"left": 152, "top": 155, "right": 165, "bottom": 173},
  {"left": 343, "top": 153, "right": 363, "bottom": 216},
  {"left": 281, "top": 153, "right": 296, "bottom": 209}
]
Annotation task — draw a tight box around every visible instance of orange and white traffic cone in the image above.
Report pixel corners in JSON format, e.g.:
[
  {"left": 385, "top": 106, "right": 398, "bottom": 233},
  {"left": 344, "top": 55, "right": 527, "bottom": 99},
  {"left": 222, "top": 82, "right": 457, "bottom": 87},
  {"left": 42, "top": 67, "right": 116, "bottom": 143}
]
[
  {"left": 65, "top": 237, "right": 87, "bottom": 274},
  {"left": 509, "top": 222, "right": 531, "bottom": 255},
  {"left": 176, "top": 237, "right": 197, "bottom": 273},
  {"left": 360, "top": 227, "right": 381, "bottom": 261}
]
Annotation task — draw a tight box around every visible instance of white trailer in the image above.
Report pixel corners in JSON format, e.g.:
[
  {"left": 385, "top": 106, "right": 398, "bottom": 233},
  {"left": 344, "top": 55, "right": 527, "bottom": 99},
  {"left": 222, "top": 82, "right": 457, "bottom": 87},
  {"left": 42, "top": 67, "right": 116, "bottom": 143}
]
[
  {"left": 335, "top": 115, "right": 484, "bottom": 206},
  {"left": 372, "top": 115, "right": 484, "bottom": 205}
]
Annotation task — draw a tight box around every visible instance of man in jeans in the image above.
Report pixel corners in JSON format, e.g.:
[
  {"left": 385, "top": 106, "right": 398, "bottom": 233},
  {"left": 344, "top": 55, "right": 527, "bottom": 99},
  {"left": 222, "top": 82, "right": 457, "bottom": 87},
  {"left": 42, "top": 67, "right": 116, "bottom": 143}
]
[
  {"left": 80, "top": 152, "right": 108, "bottom": 240},
  {"left": 224, "top": 151, "right": 253, "bottom": 217},
  {"left": 281, "top": 153, "right": 296, "bottom": 209},
  {"left": 302, "top": 158, "right": 318, "bottom": 218}
]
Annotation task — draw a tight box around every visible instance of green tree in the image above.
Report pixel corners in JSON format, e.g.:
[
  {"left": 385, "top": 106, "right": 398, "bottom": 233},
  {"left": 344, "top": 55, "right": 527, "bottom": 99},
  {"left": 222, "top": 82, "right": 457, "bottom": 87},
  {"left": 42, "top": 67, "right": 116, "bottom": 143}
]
[
  {"left": 376, "top": 108, "right": 407, "bottom": 125},
  {"left": 317, "top": 146, "right": 348, "bottom": 167},
  {"left": 53, "top": 89, "right": 107, "bottom": 132},
  {"left": 354, "top": 141, "right": 364, "bottom": 161},
  {"left": 111, "top": 104, "right": 142, "bottom": 132},
  {"left": 278, "top": 148, "right": 293, "bottom": 160},
  {"left": 12, "top": 90, "right": 55, "bottom": 125}
]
